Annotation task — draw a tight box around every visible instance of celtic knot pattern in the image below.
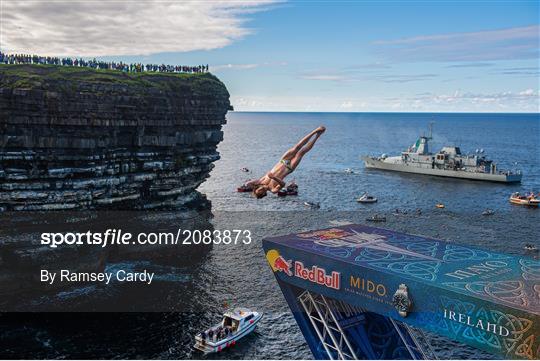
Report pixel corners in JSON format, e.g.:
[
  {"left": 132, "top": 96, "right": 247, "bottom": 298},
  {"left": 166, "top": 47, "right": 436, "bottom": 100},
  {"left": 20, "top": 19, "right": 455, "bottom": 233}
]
[
  {"left": 407, "top": 241, "right": 439, "bottom": 257},
  {"left": 490, "top": 310, "right": 535, "bottom": 359},
  {"left": 439, "top": 296, "right": 476, "bottom": 336},
  {"left": 438, "top": 296, "right": 538, "bottom": 359},
  {"left": 443, "top": 280, "right": 529, "bottom": 308},
  {"left": 354, "top": 248, "right": 406, "bottom": 262},
  {"left": 443, "top": 244, "right": 511, "bottom": 262},
  {"left": 369, "top": 260, "right": 441, "bottom": 281},
  {"left": 461, "top": 307, "right": 502, "bottom": 350},
  {"left": 311, "top": 243, "right": 352, "bottom": 259},
  {"left": 520, "top": 259, "right": 540, "bottom": 281}
]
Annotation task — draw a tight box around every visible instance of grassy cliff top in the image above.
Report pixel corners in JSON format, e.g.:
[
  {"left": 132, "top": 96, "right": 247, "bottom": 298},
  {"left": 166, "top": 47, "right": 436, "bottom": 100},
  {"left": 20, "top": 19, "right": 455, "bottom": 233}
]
[{"left": 0, "top": 64, "right": 229, "bottom": 98}]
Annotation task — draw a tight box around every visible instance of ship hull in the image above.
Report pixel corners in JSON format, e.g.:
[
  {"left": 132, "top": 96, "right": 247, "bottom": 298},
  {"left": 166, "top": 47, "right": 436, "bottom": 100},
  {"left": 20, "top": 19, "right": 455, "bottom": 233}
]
[{"left": 362, "top": 157, "right": 522, "bottom": 183}]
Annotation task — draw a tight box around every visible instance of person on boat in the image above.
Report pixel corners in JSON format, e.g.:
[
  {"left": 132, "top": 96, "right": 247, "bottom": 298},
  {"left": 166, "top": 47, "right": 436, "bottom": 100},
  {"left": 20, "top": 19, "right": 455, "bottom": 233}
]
[
  {"left": 245, "top": 126, "right": 326, "bottom": 199},
  {"left": 200, "top": 331, "right": 207, "bottom": 345}
]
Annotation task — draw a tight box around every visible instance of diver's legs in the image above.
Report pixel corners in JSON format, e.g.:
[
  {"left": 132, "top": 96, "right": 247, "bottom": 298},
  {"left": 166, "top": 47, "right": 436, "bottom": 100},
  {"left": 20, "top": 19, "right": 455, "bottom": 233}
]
[
  {"left": 280, "top": 127, "right": 324, "bottom": 160},
  {"left": 290, "top": 132, "right": 323, "bottom": 169}
]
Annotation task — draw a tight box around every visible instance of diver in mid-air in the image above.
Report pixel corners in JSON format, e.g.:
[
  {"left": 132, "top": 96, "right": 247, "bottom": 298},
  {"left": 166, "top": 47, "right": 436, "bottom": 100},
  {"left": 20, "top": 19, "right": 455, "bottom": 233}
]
[{"left": 244, "top": 126, "right": 326, "bottom": 198}]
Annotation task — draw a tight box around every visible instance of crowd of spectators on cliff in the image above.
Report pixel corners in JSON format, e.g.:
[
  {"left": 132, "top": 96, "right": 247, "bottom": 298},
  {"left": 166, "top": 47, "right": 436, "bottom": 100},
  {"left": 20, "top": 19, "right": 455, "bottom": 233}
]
[{"left": 0, "top": 52, "right": 209, "bottom": 74}]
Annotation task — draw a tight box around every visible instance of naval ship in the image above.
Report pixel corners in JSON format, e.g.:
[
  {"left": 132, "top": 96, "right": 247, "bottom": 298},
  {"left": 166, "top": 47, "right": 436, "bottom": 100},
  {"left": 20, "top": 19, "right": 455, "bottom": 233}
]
[{"left": 362, "top": 125, "right": 522, "bottom": 183}]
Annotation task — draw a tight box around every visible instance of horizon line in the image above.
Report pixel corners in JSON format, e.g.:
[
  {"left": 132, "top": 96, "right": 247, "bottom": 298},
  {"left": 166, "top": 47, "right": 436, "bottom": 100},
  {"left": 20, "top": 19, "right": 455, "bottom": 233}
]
[{"left": 230, "top": 110, "right": 540, "bottom": 115}]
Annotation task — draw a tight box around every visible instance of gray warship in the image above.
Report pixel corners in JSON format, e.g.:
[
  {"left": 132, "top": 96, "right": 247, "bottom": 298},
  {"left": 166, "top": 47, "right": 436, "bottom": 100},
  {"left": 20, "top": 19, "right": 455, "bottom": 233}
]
[{"left": 362, "top": 125, "right": 522, "bottom": 183}]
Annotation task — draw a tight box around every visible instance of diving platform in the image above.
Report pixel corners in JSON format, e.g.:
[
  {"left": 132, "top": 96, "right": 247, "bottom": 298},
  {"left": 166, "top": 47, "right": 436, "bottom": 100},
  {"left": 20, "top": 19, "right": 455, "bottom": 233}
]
[{"left": 263, "top": 224, "right": 539, "bottom": 360}]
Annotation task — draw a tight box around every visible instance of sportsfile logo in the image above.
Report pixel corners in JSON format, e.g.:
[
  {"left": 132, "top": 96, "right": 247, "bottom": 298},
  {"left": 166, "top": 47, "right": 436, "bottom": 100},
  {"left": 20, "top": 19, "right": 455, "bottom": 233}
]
[{"left": 266, "top": 250, "right": 341, "bottom": 290}]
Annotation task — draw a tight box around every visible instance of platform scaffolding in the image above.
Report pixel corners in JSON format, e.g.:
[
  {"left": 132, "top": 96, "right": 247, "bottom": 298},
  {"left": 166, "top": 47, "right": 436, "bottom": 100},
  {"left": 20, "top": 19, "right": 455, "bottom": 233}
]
[{"left": 297, "top": 290, "right": 437, "bottom": 360}]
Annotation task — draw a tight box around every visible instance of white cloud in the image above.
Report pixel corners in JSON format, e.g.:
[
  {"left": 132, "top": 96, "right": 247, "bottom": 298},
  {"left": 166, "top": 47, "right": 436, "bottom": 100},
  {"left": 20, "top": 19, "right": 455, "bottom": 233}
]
[
  {"left": 301, "top": 71, "right": 437, "bottom": 83},
  {"left": 340, "top": 101, "right": 353, "bottom": 109},
  {"left": 0, "top": 0, "right": 279, "bottom": 56},
  {"left": 211, "top": 64, "right": 260, "bottom": 71},
  {"left": 519, "top": 89, "right": 535, "bottom": 96},
  {"left": 231, "top": 89, "right": 539, "bottom": 112},
  {"left": 210, "top": 61, "right": 287, "bottom": 72},
  {"left": 302, "top": 74, "right": 346, "bottom": 81},
  {"left": 374, "top": 25, "right": 539, "bottom": 62},
  {"left": 403, "top": 89, "right": 540, "bottom": 111}
]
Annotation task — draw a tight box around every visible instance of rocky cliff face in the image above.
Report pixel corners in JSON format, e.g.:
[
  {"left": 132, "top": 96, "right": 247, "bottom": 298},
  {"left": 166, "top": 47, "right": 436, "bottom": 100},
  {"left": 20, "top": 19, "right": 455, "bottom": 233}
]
[
  {"left": 0, "top": 64, "right": 230, "bottom": 210},
  {"left": 0, "top": 64, "right": 228, "bottom": 306}
]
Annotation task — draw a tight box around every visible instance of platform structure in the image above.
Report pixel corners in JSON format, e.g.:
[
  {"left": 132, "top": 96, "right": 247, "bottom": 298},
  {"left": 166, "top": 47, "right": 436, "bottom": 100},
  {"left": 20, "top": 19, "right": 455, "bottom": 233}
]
[{"left": 263, "top": 224, "right": 539, "bottom": 360}]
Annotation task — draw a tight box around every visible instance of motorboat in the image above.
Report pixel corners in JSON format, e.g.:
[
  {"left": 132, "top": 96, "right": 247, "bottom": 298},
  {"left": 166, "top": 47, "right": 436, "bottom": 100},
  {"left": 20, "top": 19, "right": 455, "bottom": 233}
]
[
  {"left": 482, "top": 209, "right": 495, "bottom": 216},
  {"left": 237, "top": 184, "right": 253, "bottom": 193},
  {"left": 304, "top": 201, "right": 320, "bottom": 209},
  {"left": 286, "top": 182, "right": 298, "bottom": 196},
  {"left": 366, "top": 214, "right": 386, "bottom": 222},
  {"left": 357, "top": 193, "right": 377, "bottom": 203},
  {"left": 510, "top": 192, "right": 540, "bottom": 207},
  {"left": 344, "top": 168, "right": 354, "bottom": 174},
  {"left": 435, "top": 203, "right": 445, "bottom": 209},
  {"left": 194, "top": 308, "right": 263, "bottom": 354},
  {"left": 279, "top": 183, "right": 298, "bottom": 197},
  {"left": 524, "top": 243, "right": 538, "bottom": 252},
  {"left": 240, "top": 167, "right": 250, "bottom": 173}
]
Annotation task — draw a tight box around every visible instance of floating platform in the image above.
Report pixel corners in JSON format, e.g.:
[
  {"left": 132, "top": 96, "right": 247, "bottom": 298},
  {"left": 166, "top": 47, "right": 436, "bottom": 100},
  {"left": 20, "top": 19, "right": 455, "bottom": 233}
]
[{"left": 263, "top": 224, "right": 539, "bottom": 360}]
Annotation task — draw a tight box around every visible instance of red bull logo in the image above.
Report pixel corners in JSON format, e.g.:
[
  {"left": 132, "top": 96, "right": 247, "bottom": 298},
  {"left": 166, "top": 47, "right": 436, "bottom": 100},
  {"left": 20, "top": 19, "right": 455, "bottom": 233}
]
[
  {"left": 294, "top": 261, "right": 340, "bottom": 290},
  {"left": 266, "top": 249, "right": 340, "bottom": 290},
  {"left": 274, "top": 256, "right": 292, "bottom": 276},
  {"left": 266, "top": 249, "right": 292, "bottom": 276}
]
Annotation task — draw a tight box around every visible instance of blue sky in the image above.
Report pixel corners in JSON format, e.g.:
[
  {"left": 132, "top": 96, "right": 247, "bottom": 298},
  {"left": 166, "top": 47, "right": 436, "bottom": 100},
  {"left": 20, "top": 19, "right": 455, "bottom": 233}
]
[{"left": 2, "top": 0, "right": 539, "bottom": 112}]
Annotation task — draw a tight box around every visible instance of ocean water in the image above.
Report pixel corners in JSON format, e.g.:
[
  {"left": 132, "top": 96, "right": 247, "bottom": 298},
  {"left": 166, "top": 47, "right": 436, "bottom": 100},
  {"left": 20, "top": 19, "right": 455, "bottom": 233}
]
[
  {"left": 202, "top": 112, "right": 540, "bottom": 212},
  {"left": 1, "top": 112, "right": 539, "bottom": 359}
]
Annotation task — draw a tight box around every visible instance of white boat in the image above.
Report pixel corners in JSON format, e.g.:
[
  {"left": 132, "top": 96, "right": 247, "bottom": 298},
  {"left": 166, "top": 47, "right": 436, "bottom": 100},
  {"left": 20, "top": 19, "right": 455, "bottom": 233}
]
[
  {"left": 524, "top": 243, "right": 538, "bottom": 252},
  {"left": 509, "top": 192, "right": 540, "bottom": 207},
  {"left": 357, "top": 193, "right": 377, "bottom": 203},
  {"left": 304, "top": 201, "right": 320, "bottom": 209},
  {"left": 194, "top": 308, "right": 263, "bottom": 354}
]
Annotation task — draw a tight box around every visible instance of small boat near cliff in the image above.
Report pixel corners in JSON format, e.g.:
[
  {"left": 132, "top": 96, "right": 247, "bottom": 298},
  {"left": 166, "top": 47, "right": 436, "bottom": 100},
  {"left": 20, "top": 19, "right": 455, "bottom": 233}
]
[{"left": 194, "top": 308, "right": 263, "bottom": 354}]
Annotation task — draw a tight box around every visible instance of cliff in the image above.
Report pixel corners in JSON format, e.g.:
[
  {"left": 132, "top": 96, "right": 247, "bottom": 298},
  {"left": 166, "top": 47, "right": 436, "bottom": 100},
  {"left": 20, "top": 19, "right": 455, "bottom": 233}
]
[{"left": 0, "top": 64, "right": 231, "bottom": 210}]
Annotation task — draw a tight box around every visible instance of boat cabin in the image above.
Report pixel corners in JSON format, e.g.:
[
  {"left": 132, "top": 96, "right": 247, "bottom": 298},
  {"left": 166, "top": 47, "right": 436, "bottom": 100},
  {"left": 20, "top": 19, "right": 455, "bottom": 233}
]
[{"left": 222, "top": 308, "right": 256, "bottom": 332}]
